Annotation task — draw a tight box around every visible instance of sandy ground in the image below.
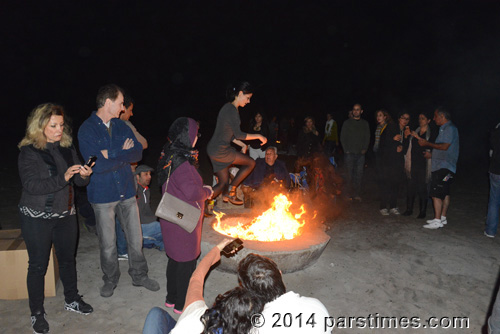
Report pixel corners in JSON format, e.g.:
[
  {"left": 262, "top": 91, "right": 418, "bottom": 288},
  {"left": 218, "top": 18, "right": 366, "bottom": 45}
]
[{"left": 1, "top": 163, "right": 499, "bottom": 333}]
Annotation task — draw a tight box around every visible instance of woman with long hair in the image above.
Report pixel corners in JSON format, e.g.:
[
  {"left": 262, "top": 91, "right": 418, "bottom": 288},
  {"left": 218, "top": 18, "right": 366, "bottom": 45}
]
[
  {"left": 376, "top": 109, "right": 409, "bottom": 215},
  {"left": 247, "top": 111, "right": 269, "bottom": 160},
  {"left": 207, "top": 82, "right": 267, "bottom": 205},
  {"left": 18, "top": 103, "right": 94, "bottom": 334},
  {"left": 157, "top": 117, "right": 213, "bottom": 315},
  {"left": 402, "top": 111, "right": 437, "bottom": 218}
]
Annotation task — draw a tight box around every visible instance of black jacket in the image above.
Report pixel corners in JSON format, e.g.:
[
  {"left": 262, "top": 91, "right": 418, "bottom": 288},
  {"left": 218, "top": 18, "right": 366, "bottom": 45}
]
[{"left": 18, "top": 142, "right": 89, "bottom": 214}]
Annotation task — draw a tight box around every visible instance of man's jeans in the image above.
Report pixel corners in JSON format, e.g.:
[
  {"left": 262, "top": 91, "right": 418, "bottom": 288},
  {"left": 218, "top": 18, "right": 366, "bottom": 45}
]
[
  {"left": 116, "top": 220, "right": 164, "bottom": 254},
  {"left": 142, "top": 222, "right": 165, "bottom": 251},
  {"left": 142, "top": 307, "right": 177, "bottom": 334},
  {"left": 20, "top": 214, "right": 79, "bottom": 314},
  {"left": 344, "top": 153, "right": 365, "bottom": 198},
  {"left": 92, "top": 197, "right": 149, "bottom": 285},
  {"left": 486, "top": 173, "right": 500, "bottom": 236},
  {"left": 116, "top": 219, "right": 128, "bottom": 256}
]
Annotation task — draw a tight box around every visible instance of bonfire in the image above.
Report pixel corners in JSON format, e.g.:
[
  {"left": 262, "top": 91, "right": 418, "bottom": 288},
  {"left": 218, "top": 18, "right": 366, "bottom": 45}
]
[{"left": 212, "top": 193, "right": 306, "bottom": 242}]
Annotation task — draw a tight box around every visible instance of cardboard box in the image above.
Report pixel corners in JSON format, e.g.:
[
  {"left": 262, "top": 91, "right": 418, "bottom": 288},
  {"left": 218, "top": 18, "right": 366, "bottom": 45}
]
[{"left": 0, "top": 229, "right": 59, "bottom": 300}]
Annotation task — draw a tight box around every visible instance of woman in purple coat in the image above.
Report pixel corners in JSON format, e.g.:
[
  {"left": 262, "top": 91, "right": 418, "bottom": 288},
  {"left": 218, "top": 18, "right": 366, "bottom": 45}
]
[{"left": 157, "top": 117, "right": 213, "bottom": 314}]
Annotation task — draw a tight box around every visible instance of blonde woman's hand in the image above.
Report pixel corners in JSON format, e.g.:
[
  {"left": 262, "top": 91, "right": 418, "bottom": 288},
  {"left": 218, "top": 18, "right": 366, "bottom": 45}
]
[
  {"left": 64, "top": 165, "right": 82, "bottom": 182},
  {"left": 79, "top": 164, "right": 93, "bottom": 179},
  {"left": 259, "top": 135, "right": 267, "bottom": 146}
]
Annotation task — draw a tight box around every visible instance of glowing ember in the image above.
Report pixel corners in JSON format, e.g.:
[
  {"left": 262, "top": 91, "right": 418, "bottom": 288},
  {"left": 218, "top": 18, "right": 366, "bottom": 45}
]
[{"left": 213, "top": 193, "right": 306, "bottom": 241}]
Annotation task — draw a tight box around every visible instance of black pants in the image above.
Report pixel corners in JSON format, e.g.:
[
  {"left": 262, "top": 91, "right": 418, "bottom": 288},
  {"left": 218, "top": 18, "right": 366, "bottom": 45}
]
[
  {"left": 379, "top": 160, "right": 403, "bottom": 210},
  {"left": 20, "top": 213, "right": 79, "bottom": 315},
  {"left": 166, "top": 257, "right": 197, "bottom": 310},
  {"left": 407, "top": 165, "right": 429, "bottom": 201}
]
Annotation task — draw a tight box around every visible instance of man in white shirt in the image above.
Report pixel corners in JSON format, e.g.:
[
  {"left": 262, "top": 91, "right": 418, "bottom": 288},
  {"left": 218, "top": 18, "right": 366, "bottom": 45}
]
[{"left": 238, "top": 253, "right": 331, "bottom": 333}]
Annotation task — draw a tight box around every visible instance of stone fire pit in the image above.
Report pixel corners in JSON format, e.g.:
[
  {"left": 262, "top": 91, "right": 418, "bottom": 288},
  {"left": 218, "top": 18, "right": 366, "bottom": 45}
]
[{"left": 201, "top": 211, "right": 330, "bottom": 273}]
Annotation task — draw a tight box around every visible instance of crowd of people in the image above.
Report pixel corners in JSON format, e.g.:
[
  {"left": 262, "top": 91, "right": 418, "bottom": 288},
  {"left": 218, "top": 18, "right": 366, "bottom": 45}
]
[{"left": 20, "top": 80, "right": 497, "bottom": 334}]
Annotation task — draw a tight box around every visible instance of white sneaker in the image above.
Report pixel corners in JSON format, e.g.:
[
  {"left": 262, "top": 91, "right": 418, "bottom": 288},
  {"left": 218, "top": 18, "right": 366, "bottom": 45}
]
[
  {"left": 441, "top": 216, "right": 447, "bottom": 225},
  {"left": 484, "top": 231, "right": 495, "bottom": 238},
  {"left": 423, "top": 219, "right": 443, "bottom": 229},
  {"left": 389, "top": 208, "right": 401, "bottom": 215},
  {"left": 380, "top": 208, "right": 390, "bottom": 216}
]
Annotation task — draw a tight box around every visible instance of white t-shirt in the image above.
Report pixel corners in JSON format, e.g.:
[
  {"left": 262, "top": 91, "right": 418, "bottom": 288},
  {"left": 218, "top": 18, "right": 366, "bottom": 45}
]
[
  {"left": 170, "top": 300, "right": 207, "bottom": 334},
  {"left": 256, "top": 291, "right": 331, "bottom": 333}
]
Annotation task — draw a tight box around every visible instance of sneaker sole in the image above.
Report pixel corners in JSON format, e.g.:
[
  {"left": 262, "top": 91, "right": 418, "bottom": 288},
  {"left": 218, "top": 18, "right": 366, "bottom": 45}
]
[
  {"left": 64, "top": 305, "right": 92, "bottom": 315},
  {"left": 33, "top": 329, "right": 50, "bottom": 334}
]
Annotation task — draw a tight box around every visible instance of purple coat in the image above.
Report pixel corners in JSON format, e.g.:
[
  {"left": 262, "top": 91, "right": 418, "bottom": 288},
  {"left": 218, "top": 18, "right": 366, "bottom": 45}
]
[{"left": 160, "top": 161, "right": 211, "bottom": 262}]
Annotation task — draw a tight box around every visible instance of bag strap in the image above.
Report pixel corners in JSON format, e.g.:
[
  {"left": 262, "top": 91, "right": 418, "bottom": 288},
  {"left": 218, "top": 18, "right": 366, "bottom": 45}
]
[{"left": 164, "top": 156, "right": 200, "bottom": 209}]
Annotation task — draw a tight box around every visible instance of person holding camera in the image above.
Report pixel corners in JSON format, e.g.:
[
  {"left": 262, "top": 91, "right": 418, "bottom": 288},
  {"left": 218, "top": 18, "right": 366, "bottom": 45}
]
[{"left": 18, "top": 103, "right": 94, "bottom": 334}]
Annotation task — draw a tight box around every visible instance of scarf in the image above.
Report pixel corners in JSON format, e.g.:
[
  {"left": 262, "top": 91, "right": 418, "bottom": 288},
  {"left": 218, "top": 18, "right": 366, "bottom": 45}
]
[
  {"left": 373, "top": 123, "right": 387, "bottom": 153},
  {"left": 157, "top": 117, "right": 199, "bottom": 187}
]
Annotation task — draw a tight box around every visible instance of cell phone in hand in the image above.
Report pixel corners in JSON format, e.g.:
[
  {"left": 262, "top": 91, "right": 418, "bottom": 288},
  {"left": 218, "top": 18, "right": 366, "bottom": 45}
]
[
  {"left": 85, "top": 156, "right": 97, "bottom": 167},
  {"left": 221, "top": 238, "right": 243, "bottom": 255}
]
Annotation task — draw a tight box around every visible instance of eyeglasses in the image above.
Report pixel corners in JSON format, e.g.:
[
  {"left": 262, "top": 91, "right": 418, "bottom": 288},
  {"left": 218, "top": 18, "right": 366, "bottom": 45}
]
[{"left": 400, "top": 117, "right": 410, "bottom": 121}]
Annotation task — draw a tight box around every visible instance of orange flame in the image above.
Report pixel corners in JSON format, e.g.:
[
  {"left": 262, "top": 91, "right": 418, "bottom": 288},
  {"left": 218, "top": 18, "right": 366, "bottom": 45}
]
[{"left": 213, "top": 193, "right": 306, "bottom": 241}]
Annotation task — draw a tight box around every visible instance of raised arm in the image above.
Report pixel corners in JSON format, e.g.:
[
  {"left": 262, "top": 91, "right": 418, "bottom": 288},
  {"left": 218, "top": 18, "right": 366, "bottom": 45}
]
[{"left": 183, "top": 240, "right": 232, "bottom": 310}]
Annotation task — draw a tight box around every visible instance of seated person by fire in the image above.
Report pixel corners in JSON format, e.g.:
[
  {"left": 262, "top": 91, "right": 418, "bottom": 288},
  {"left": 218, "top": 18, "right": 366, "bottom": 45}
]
[{"left": 241, "top": 146, "right": 290, "bottom": 208}]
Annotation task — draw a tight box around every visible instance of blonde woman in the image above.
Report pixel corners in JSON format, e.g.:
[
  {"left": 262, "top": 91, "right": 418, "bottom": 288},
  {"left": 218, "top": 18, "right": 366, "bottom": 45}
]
[{"left": 18, "top": 103, "right": 93, "bottom": 334}]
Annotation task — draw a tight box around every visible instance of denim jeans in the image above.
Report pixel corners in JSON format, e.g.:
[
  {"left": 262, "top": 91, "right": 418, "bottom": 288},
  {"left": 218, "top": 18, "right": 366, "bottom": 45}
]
[
  {"left": 344, "top": 153, "right": 365, "bottom": 198},
  {"left": 91, "top": 197, "right": 149, "bottom": 284},
  {"left": 142, "top": 307, "right": 177, "bottom": 334},
  {"left": 486, "top": 173, "right": 500, "bottom": 236},
  {"left": 116, "top": 219, "right": 128, "bottom": 256},
  {"left": 116, "top": 220, "right": 164, "bottom": 254},
  {"left": 20, "top": 213, "right": 79, "bottom": 314},
  {"left": 142, "top": 222, "right": 165, "bottom": 251}
]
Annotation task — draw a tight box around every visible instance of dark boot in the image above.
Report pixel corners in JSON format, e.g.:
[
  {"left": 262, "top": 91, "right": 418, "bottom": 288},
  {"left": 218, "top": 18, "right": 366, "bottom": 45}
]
[
  {"left": 416, "top": 198, "right": 427, "bottom": 219},
  {"left": 402, "top": 196, "right": 414, "bottom": 216},
  {"left": 223, "top": 185, "right": 243, "bottom": 205}
]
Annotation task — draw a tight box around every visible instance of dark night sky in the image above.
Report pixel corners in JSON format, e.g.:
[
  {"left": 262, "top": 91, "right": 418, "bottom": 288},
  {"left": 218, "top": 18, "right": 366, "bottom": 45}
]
[{"left": 2, "top": 0, "right": 500, "bottom": 167}]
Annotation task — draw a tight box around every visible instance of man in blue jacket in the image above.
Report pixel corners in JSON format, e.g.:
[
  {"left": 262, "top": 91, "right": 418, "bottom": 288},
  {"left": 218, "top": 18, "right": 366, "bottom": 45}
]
[{"left": 78, "top": 84, "right": 159, "bottom": 297}]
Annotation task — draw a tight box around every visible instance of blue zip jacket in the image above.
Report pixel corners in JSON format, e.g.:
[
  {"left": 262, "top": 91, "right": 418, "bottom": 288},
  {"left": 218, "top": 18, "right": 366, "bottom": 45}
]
[{"left": 78, "top": 112, "right": 143, "bottom": 203}]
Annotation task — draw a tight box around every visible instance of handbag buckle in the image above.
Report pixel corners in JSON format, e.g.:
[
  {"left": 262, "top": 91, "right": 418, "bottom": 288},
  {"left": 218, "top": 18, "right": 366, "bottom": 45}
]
[{"left": 176, "top": 212, "right": 184, "bottom": 219}]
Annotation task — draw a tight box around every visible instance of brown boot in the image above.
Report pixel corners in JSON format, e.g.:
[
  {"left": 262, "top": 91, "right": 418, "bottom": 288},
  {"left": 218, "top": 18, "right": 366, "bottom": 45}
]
[{"left": 223, "top": 185, "right": 243, "bottom": 205}]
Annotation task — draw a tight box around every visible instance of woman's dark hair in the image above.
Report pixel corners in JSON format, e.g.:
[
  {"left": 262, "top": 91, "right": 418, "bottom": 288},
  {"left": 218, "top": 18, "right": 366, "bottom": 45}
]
[
  {"left": 419, "top": 110, "right": 433, "bottom": 120},
  {"left": 237, "top": 253, "right": 286, "bottom": 304},
  {"left": 200, "top": 287, "right": 263, "bottom": 334},
  {"left": 250, "top": 111, "right": 267, "bottom": 128},
  {"left": 397, "top": 111, "right": 410, "bottom": 120},
  {"left": 226, "top": 81, "right": 254, "bottom": 102}
]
